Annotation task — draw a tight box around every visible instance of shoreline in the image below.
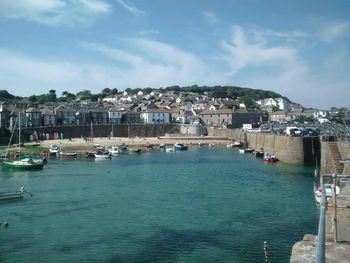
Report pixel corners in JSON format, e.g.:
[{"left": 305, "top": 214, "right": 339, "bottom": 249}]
[{"left": 39, "top": 136, "right": 231, "bottom": 151}]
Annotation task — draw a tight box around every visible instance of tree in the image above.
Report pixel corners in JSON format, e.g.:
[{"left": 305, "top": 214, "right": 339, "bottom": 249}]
[
  {"left": 76, "top": 89, "right": 92, "bottom": 100},
  {"left": 238, "top": 96, "right": 255, "bottom": 108},
  {"left": 102, "top": 88, "right": 111, "bottom": 94},
  {"left": 47, "top": 90, "right": 57, "bottom": 102}
]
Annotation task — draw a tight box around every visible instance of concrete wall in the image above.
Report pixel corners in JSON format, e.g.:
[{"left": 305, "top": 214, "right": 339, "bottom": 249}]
[
  {"left": 208, "top": 128, "right": 319, "bottom": 164},
  {"left": 8, "top": 124, "right": 178, "bottom": 143}
]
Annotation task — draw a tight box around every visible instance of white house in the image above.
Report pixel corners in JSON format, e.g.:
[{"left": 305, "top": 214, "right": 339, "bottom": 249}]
[{"left": 140, "top": 109, "right": 170, "bottom": 124}]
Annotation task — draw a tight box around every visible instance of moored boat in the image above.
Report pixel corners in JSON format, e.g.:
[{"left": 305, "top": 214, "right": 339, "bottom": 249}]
[
  {"left": 174, "top": 143, "right": 188, "bottom": 151},
  {"left": 49, "top": 144, "right": 61, "bottom": 155},
  {"left": 94, "top": 150, "right": 111, "bottom": 159},
  {"left": 0, "top": 186, "right": 31, "bottom": 201},
  {"left": 2, "top": 158, "right": 44, "bottom": 170},
  {"left": 60, "top": 152, "right": 78, "bottom": 158},
  {"left": 263, "top": 152, "right": 278, "bottom": 163}
]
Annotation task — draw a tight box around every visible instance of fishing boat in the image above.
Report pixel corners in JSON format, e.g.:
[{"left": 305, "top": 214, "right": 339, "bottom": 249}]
[
  {"left": 2, "top": 158, "right": 44, "bottom": 170},
  {"left": 0, "top": 186, "right": 32, "bottom": 201},
  {"left": 174, "top": 143, "right": 188, "bottom": 151},
  {"left": 2, "top": 113, "right": 45, "bottom": 170},
  {"left": 254, "top": 149, "right": 264, "bottom": 158}
]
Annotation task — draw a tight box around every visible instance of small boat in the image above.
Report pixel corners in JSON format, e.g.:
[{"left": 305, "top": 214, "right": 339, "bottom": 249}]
[
  {"left": 2, "top": 158, "right": 44, "bottom": 170},
  {"left": 233, "top": 141, "right": 241, "bottom": 147},
  {"left": 85, "top": 151, "right": 97, "bottom": 158},
  {"left": 94, "top": 150, "right": 111, "bottom": 159},
  {"left": 238, "top": 149, "right": 245, "bottom": 154},
  {"left": 174, "top": 143, "right": 188, "bottom": 151},
  {"left": 129, "top": 148, "right": 142, "bottom": 154},
  {"left": 49, "top": 145, "right": 61, "bottom": 155},
  {"left": 226, "top": 142, "right": 234, "bottom": 148},
  {"left": 0, "top": 186, "right": 32, "bottom": 201},
  {"left": 254, "top": 149, "right": 264, "bottom": 158},
  {"left": 244, "top": 148, "right": 254, "bottom": 153},
  {"left": 208, "top": 143, "right": 215, "bottom": 148},
  {"left": 60, "top": 152, "right": 78, "bottom": 158},
  {"left": 263, "top": 152, "right": 278, "bottom": 163},
  {"left": 159, "top": 143, "right": 165, "bottom": 150},
  {"left": 165, "top": 146, "right": 174, "bottom": 152},
  {"left": 314, "top": 183, "right": 340, "bottom": 203}
]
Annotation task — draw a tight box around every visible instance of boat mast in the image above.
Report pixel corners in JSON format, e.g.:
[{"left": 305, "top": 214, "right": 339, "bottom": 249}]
[{"left": 18, "top": 112, "right": 21, "bottom": 151}]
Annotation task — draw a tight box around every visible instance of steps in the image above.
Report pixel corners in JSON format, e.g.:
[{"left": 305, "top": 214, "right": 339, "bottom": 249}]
[{"left": 328, "top": 142, "right": 344, "bottom": 174}]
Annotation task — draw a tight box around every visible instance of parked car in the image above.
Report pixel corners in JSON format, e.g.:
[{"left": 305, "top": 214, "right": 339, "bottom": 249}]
[{"left": 302, "top": 128, "right": 319, "bottom": 137}]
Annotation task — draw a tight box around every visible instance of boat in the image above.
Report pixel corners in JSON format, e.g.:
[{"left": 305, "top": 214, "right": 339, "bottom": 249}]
[
  {"left": 49, "top": 144, "right": 61, "bottom": 155},
  {"left": 2, "top": 158, "right": 44, "bottom": 170},
  {"left": 263, "top": 152, "right": 278, "bottom": 163},
  {"left": 0, "top": 186, "right": 32, "bottom": 201},
  {"left": 226, "top": 142, "right": 234, "bottom": 148},
  {"left": 233, "top": 141, "right": 242, "bottom": 147},
  {"left": 129, "top": 148, "right": 142, "bottom": 154},
  {"left": 2, "top": 113, "right": 45, "bottom": 170},
  {"left": 159, "top": 143, "right": 165, "bottom": 150},
  {"left": 314, "top": 183, "right": 340, "bottom": 203},
  {"left": 238, "top": 149, "right": 245, "bottom": 154},
  {"left": 165, "top": 146, "right": 174, "bottom": 152},
  {"left": 85, "top": 151, "right": 97, "bottom": 158},
  {"left": 254, "top": 149, "right": 264, "bottom": 158},
  {"left": 94, "top": 150, "right": 111, "bottom": 159},
  {"left": 208, "top": 143, "right": 215, "bottom": 147},
  {"left": 108, "top": 146, "right": 120, "bottom": 156},
  {"left": 60, "top": 152, "right": 78, "bottom": 158},
  {"left": 174, "top": 143, "right": 188, "bottom": 151}
]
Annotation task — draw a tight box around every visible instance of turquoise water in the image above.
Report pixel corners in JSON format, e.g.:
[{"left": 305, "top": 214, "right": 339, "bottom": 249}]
[{"left": 0, "top": 147, "right": 318, "bottom": 262}]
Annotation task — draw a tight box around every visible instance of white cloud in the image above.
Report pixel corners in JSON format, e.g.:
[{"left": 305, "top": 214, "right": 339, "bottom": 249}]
[
  {"left": 116, "top": 0, "right": 144, "bottom": 15},
  {"left": 0, "top": 0, "right": 112, "bottom": 26},
  {"left": 83, "top": 38, "right": 221, "bottom": 87},
  {"left": 220, "top": 25, "right": 298, "bottom": 74},
  {"left": 201, "top": 11, "right": 219, "bottom": 25},
  {"left": 318, "top": 21, "right": 350, "bottom": 42},
  {"left": 137, "top": 29, "right": 159, "bottom": 36}
]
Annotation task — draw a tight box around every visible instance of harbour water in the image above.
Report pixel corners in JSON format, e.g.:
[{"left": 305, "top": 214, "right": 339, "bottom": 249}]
[{"left": 0, "top": 147, "right": 318, "bottom": 262}]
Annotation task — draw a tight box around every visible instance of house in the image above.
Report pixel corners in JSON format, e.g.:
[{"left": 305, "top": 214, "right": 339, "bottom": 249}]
[
  {"left": 140, "top": 109, "right": 171, "bottom": 124},
  {"left": 0, "top": 102, "right": 10, "bottom": 128},
  {"left": 41, "top": 110, "right": 56, "bottom": 126},
  {"left": 122, "top": 110, "right": 141, "bottom": 123},
  {"left": 198, "top": 109, "right": 233, "bottom": 127},
  {"left": 269, "top": 110, "right": 292, "bottom": 122},
  {"left": 55, "top": 105, "right": 76, "bottom": 125},
  {"left": 90, "top": 108, "right": 108, "bottom": 125},
  {"left": 25, "top": 107, "right": 41, "bottom": 127},
  {"left": 108, "top": 108, "right": 123, "bottom": 124},
  {"left": 75, "top": 108, "right": 91, "bottom": 125}
]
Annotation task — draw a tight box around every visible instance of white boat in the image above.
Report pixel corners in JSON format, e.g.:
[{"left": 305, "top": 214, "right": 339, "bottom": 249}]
[
  {"left": 165, "top": 146, "right": 174, "bottom": 152},
  {"left": 0, "top": 187, "right": 31, "bottom": 201},
  {"left": 314, "top": 183, "right": 340, "bottom": 203},
  {"left": 2, "top": 158, "right": 44, "bottom": 170},
  {"left": 49, "top": 144, "right": 61, "bottom": 155},
  {"left": 174, "top": 143, "right": 188, "bottom": 151},
  {"left": 94, "top": 151, "right": 111, "bottom": 159},
  {"left": 238, "top": 149, "right": 245, "bottom": 154}
]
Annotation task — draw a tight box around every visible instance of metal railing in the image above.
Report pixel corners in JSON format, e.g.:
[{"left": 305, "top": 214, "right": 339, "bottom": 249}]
[{"left": 316, "top": 183, "right": 327, "bottom": 262}]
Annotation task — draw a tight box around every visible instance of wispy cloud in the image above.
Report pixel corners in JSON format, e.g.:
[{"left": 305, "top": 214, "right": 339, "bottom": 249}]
[
  {"left": 201, "top": 11, "right": 219, "bottom": 25},
  {"left": 0, "top": 0, "right": 112, "bottom": 26},
  {"left": 318, "top": 20, "right": 350, "bottom": 42},
  {"left": 219, "top": 25, "right": 298, "bottom": 74},
  {"left": 137, "top": 29, "right": 159, "bottom": 36},
  {"left": 83, "top": 38, "right": 220, "bottom": 87},
  {"left": 116, "top": 0, "right": 144, "bottom": 15}
]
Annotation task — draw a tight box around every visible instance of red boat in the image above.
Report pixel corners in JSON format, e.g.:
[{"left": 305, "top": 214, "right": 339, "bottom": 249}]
[{"left": 263, "top": 153, "right": 278, "bottom": 163}]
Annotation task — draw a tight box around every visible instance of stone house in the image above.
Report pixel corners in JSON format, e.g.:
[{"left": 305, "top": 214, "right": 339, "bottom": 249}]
[{"left": 25, "top": 107, "right": 42, "bottom": 127}]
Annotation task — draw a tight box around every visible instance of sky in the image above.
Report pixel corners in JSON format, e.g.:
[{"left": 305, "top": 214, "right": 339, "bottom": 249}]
[{"left": 0, "top": 0, "right": 349, "bottom": 109}]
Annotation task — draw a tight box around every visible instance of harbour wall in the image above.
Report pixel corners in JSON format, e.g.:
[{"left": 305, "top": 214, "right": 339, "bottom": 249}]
[
  {"left": 10, "top": 124, "right": 179, "bottom": 142},
  {"left": 207, "top": 128, "right": 320, "bottom": 164}
]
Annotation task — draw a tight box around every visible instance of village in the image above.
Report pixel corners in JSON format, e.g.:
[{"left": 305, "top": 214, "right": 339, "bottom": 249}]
[{"left": 0, "top": 88, "right": 349, "bottom": 138}]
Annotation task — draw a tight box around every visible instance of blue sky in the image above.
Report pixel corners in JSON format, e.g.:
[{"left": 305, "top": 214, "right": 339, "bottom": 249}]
[{"left": 0, "top": 0, "right": 349, "bottom": 109}]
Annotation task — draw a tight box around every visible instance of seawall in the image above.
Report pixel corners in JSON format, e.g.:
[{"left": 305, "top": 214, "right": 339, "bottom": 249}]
[{"left": 207, "top": 128, "right": 319, "bottom": 164}]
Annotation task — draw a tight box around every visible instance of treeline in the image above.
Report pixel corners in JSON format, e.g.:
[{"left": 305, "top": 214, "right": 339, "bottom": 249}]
[{"left": 1, "top": 85, "right": 290, "bottom": 104}]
